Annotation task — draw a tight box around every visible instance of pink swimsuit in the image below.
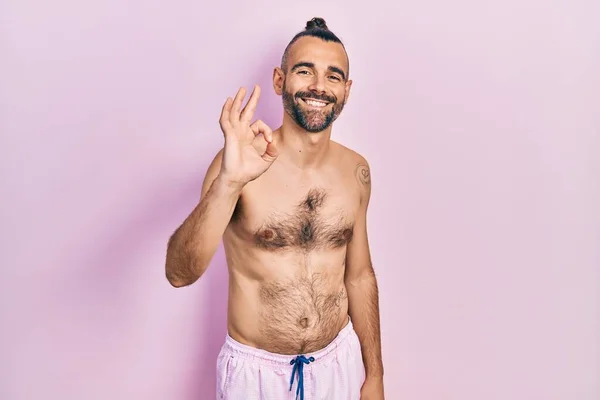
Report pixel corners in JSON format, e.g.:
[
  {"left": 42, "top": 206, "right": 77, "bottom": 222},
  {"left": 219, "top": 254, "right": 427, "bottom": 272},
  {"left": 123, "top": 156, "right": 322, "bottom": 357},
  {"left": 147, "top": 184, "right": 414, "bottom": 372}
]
[{"left": 216, "top": 318, "right": 365, "bottom": 400}]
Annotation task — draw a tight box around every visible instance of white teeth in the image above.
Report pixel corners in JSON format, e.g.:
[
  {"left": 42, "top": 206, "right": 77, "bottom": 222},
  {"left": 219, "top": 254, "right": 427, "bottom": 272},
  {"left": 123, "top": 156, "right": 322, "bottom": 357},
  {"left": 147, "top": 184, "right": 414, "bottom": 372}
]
[{"left": 304, "top": 99, "right": 327, "bottom": 107}]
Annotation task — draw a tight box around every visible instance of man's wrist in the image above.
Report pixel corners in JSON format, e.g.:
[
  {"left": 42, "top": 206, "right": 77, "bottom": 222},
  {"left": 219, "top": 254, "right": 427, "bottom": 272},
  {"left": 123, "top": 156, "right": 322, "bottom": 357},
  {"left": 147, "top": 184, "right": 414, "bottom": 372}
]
[
  {"left": 214, "top": 172, "right": 245, "bottom": 194},
  {"left": 364, "top": 369, "right": 384, "bottom": 381}
]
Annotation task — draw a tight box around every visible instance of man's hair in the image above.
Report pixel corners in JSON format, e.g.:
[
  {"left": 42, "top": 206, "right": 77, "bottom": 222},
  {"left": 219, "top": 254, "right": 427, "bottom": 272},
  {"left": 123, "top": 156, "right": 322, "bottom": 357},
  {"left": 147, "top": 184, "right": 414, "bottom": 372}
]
[{"left": 280, "top": 17, "right": 346, "bottom": 72}]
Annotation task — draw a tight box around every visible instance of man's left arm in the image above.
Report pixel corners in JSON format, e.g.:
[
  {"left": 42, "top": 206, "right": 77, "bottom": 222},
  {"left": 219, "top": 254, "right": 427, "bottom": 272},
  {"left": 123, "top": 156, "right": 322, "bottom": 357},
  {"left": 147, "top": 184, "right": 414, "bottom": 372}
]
[{"left": 345, "top": 159, "right": 384, "bottom": 397}]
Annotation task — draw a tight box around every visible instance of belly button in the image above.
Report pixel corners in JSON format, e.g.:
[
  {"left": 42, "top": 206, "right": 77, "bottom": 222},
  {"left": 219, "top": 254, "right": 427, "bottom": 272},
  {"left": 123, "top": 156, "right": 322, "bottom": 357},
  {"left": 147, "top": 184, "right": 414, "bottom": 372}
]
[{"left": 298, "top": 317, "right": 309, "bottom": 328}]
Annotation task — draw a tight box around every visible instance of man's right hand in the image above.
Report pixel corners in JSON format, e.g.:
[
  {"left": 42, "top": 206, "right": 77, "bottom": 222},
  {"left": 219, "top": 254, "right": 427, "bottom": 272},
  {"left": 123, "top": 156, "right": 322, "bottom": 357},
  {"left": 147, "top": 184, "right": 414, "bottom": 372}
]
[{"left": 218, "top": 85, "right": 278, "bottom": 188}]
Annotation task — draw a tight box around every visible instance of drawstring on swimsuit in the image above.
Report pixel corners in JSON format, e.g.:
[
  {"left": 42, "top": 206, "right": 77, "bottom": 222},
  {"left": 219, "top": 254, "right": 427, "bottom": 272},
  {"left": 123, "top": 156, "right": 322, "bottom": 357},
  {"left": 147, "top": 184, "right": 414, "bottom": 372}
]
[{"left": 289, "top": 355, "right": 315, "bottom": 400}]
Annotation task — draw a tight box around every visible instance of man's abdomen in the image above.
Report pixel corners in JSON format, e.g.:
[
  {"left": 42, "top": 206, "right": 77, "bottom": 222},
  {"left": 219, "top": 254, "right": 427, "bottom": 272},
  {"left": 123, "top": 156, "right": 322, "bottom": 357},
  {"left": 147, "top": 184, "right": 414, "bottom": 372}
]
[{"left": 227, "top": 263, "right": 349, "bottom": 355}]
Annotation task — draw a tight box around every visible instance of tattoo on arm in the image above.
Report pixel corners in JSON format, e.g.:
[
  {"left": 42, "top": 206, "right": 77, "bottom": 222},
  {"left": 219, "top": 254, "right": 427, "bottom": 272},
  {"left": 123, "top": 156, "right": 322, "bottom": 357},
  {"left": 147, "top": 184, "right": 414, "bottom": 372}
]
[{"left": 355, "top": 163, "right": 371, "bottom": 186}]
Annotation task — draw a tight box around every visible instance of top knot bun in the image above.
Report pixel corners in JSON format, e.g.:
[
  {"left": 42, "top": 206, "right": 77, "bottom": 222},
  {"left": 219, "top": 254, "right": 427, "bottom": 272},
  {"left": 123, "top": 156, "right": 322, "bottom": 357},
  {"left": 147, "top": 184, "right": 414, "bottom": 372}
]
[{"left": 305, "top": 17, "right": 328, "bottom": 30}]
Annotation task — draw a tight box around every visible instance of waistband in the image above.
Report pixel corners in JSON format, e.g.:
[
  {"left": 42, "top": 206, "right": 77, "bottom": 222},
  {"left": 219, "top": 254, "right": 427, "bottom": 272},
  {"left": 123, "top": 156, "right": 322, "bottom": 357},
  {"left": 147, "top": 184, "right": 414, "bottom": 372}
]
[{"left": 224, "top": 317, "right": 354, "bottom": 366}]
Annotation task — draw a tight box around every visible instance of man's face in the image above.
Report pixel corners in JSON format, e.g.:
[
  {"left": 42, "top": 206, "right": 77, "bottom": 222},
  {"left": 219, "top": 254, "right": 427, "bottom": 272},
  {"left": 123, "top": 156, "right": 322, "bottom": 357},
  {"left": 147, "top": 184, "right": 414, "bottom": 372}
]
[{"left": 277, "top": 36, "right": 352, "bottom": 133}]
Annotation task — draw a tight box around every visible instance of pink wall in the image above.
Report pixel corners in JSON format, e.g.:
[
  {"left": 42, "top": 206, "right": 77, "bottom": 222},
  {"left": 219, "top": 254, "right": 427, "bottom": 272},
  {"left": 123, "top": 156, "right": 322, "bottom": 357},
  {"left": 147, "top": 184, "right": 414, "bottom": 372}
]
[{"left": 1, "top": 0, "right": 599, "bottom": 399}]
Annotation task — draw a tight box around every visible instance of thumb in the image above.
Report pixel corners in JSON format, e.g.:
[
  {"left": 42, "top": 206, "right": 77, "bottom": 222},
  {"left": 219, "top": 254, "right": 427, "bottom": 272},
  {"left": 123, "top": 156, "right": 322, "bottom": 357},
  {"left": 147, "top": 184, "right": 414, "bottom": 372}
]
[{"left": 261, "top": 141, "right": 278, "bottom": 163}]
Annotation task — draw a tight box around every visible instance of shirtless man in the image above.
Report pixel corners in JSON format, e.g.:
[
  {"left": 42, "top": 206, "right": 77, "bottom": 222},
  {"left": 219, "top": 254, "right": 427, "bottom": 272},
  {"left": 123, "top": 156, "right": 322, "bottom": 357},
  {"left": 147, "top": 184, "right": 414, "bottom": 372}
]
[{"left": 165, "top": 17, "right": 384, "bottom": 400}]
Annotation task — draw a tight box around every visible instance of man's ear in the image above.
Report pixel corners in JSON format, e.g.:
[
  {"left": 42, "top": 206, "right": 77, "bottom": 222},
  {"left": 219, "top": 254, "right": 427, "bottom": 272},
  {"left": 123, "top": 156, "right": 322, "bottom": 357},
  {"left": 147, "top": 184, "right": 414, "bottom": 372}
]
[
  {"left": 343, "top": 79, "right": 353, "bottom": 104},
  {"left": 273, "top": 67, "right": 285, "bottom": 96}
]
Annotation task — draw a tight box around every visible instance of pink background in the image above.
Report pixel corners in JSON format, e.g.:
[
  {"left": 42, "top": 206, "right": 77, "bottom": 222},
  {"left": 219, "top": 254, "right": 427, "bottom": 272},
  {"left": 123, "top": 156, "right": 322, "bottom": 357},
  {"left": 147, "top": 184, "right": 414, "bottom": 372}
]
[{"left": 1, "top": 0, "right": 599, "bottom": 399}]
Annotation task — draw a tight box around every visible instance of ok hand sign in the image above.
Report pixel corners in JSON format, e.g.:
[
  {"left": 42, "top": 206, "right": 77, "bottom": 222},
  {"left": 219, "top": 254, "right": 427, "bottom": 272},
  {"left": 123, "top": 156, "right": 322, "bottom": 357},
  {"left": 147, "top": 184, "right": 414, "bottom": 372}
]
[{"left": 218, "top": 85, "right": 278, "bottom": 187}]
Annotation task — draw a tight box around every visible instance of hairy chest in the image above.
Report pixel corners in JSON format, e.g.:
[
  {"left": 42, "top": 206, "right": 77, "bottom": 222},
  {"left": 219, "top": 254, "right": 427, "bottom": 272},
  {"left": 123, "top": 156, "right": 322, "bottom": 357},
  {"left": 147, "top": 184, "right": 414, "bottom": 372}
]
[{"left": 231, "top": 186, "right": 359, "bottom": 252}]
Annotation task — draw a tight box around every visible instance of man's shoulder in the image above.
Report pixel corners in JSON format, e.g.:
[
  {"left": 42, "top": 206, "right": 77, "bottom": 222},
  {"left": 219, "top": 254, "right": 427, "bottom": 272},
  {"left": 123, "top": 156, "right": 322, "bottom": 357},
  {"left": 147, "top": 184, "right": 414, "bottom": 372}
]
[
  {"left": 330, "top": 141, "right": 371, "bottom": 196},
  {"left": 330, "top": 140, "right": 370, "bottom": 168}
]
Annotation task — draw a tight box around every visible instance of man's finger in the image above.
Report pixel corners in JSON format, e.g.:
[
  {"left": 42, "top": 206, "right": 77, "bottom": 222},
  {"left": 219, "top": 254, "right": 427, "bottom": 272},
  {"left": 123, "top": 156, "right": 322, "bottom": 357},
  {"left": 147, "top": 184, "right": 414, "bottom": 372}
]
[
  {"left": 250, "top": 119, "right": 273, "bottom": 143},
  {"left": 262, "top": 140, "right": 278, "bottom": 163},
  {"left": 229, "top": 87, "right": 247, "bottom": 125},
  {"left": 219, "top": 97, "right": 233, "bottom": 132},
  {"left": 240, "top": 85, "right": 260, "bottom": 123}
]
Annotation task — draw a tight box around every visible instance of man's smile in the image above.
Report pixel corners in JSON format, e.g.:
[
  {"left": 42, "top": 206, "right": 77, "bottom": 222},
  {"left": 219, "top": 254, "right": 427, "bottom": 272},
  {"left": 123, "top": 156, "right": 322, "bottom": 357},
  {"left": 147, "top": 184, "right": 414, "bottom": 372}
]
[{"left": 300, "top": 98, "right": 330, "bottom": 108}]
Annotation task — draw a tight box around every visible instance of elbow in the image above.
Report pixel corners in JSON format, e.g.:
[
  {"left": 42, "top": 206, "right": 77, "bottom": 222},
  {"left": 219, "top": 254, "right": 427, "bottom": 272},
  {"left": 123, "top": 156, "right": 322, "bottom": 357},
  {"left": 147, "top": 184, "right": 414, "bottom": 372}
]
[
  {"left": 165, "top": 254, "right": 196, "bottom": 288},
  {"left": 165, "top": 240, "right": 191, "bottom": 287},
  {"left": 165, "top": 254, "right": 204, "bottom": 288},
  {"left": 166, "top": 271, "right": 188, "bottom": 288},
  {"left": 165, "top": 265, "right": 197, "bottom": 288},
  {"left": 165, "top": 263, "right": 182, "bottom": 287},
  {"left": 164, "top": 237, "right": 207, "bottom": 288}
]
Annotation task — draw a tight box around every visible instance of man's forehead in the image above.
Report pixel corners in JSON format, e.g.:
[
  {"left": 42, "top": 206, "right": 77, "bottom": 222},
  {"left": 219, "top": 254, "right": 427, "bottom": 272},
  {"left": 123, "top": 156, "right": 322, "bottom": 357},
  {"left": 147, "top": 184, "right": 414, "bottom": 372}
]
[{"left": 287, "top": 36, "right": 348, "bottom": 73}]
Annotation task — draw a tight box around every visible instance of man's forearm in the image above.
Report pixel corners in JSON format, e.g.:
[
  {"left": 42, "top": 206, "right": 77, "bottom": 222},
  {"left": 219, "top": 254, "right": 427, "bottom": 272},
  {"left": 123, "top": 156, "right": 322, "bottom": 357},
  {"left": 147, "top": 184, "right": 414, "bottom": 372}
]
[
  {"left": 346, "top": 269, "right": 384, "bottom": 379},
  {"left": 165, "top": 175, "right": 242, "bottom": 287}
]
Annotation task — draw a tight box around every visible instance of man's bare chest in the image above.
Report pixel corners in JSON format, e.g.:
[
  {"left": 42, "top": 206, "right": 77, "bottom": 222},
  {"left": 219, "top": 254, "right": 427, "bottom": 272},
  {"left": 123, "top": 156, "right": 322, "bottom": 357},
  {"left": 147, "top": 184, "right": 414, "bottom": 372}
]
[{"left": 231, "top": 184, "right": 360, "bottom": 252}]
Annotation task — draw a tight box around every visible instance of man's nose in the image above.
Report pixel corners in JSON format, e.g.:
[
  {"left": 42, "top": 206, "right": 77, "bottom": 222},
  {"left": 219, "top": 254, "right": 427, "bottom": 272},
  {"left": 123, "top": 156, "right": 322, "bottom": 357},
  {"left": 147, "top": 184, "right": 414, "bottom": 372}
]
[{"left": 308, "top": 74, "right": 326, "bottom": 93}]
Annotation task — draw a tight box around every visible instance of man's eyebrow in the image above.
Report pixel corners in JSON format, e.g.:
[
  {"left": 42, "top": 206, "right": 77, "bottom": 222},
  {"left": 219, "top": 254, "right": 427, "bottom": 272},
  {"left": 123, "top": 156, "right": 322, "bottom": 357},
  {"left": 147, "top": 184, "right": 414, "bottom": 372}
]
[
  {"left": 327, "top": 66, "right": 346, "bottom": 81},
  {"left": 291, "top": 62, "right": 347, "bottom": 81},
  {"left": 291, "top": 61, "right": 315, "bottom": 71}
]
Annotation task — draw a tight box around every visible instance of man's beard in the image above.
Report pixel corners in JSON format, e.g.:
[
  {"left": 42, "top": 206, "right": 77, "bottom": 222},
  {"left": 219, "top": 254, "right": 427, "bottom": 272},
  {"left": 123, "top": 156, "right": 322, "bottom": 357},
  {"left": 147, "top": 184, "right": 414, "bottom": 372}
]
[{"left": 282, "top": 84, "right": 345, "bottom": 133}]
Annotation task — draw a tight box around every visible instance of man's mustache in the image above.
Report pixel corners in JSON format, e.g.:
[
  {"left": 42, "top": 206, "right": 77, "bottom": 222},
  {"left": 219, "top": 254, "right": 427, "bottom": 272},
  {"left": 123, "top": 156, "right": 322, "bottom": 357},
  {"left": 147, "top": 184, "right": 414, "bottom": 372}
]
[{"left": 295, "top": 91, "right": 337, "bottom": 104}]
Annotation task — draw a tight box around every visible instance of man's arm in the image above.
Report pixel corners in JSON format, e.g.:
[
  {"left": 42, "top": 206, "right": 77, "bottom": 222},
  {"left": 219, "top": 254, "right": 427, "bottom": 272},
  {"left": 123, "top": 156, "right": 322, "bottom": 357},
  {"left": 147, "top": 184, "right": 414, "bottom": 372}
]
[
  {"left": 345, "top": 158, "right": 384, "bottom": 381},
  {"left": 165, "top": 149, "right": 240, "bottom": 287},
  {"left": 165, "top": 85, "right": 278, "bottom": 287}
]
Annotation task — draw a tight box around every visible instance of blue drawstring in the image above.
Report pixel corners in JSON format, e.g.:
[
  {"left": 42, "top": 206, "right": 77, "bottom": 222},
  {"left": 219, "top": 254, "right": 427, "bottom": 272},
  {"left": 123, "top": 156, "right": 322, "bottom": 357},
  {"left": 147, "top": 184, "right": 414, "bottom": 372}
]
[{"left": 289, "top": 355, "right": 315, "bottom": 400}]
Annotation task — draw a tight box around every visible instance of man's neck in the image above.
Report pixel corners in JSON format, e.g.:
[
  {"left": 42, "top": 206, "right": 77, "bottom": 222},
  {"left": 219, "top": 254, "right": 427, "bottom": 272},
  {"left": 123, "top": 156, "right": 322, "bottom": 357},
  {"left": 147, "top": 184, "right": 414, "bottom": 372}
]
[{"left": 276, "top": 114, "right": 332, "bottom": 170}]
